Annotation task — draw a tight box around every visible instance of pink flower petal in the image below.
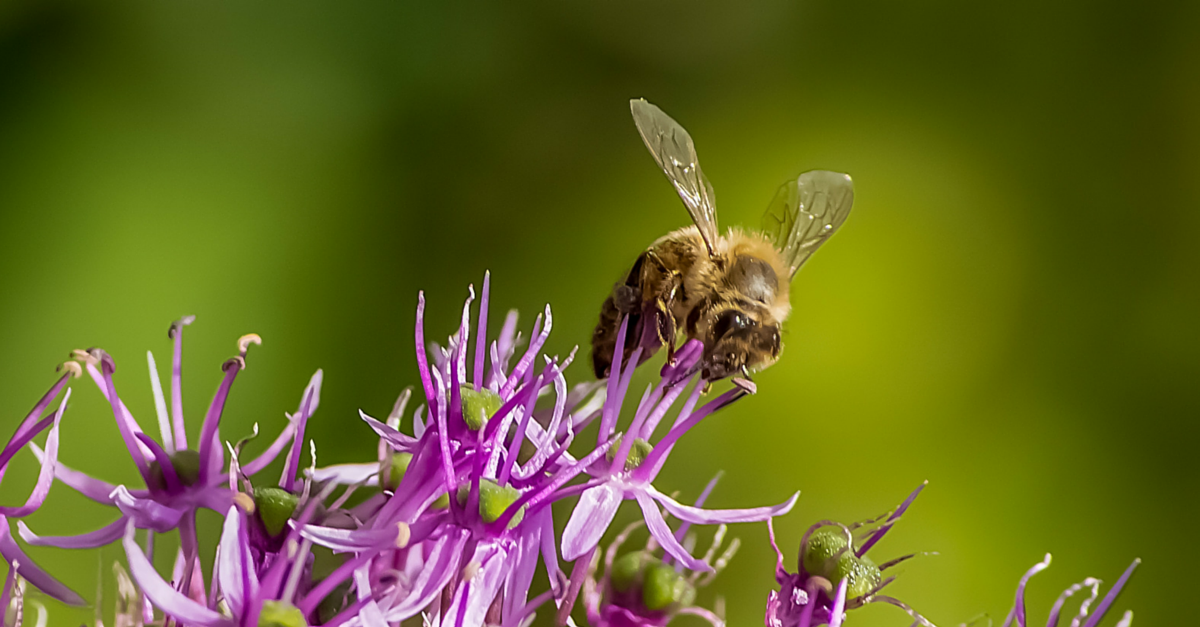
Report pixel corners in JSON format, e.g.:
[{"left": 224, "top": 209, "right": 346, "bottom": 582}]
[
  {"left": 122, "top": 521, "right": 232, "bottom": 627},
  {"left": 561, "top": 483, "right": 622, "bottom": 561}
]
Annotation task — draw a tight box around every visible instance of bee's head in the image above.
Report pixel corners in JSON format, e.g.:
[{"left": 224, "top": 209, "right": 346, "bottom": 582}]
[{"left": 701, "top": 308, "right": 781, "bottom": 380}]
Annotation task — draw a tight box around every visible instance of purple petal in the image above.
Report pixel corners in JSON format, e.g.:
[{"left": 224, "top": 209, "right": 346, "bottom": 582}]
[
  {"left": 1047, "top": 577, "right": 1101, "bottom": 627},
  {"left": 856, "top": 481, "right": 926, "bottom": 557},
  {"left": 168, "top": 315, "right": 195, "bottom": 451},
  {"left": 281, "top": 369, "right": 322, "bottom": 492},
  {"left": 561, "top": 483, "right": 623, "bottom": 561},
  {"left": 298, "top": 522, "right": 408, "bottom": 553},
  {"left": 670, "top": 471, "right": 721, "bottom": 550},
  {"left": 828, "top": 579, "right": 849, "bottom": 627},
  {"left": 556, "top": 545, "right": 595, "bottom": 626},
  {"left": 360, "top": 412, "right": 419, "bottom": 452},
  {"left": 310, "top": 463, "right": 380, "bottom": 486},
  {"left": 475, "top": 272, "right": 491, "bottom": 388},
  {"left": 95, "top": 359, "right": 154, "bottom": 482},
  {"left": 599, "top": 319, "right": 641, "bottom": 446},
  {"left": 767, "top": 518, "right": 788, "bottom": 582},
  {"left": 415, "top": 293, "right": 438, "bottom": 411},
  {"left": 492, "top": 310, "right": 521, "bottom": 384},
  {"left": 660, "top": 339, "right": 704, "bottom": 383},
  {"left": 1080, "top": 559, "right": 1140, "bottom": 627},
  {"left": 0, "top": 373, "right": 71, "bottom": 486},
  {"left": 537, "top": 508, "right": 562, "bottom": 595},
  {"left": 498, "top": 375, "right": 542, "bottom": 486},
  {"left": 498, "top": 436, "right": 616, "bottom": 529},
  {"left": 444, "top": 542, "right": 509, "bottom": 627},
  {"left": 122, "top": 521, "right": 233, "bottom": 627},
  {"left": 0, "top": 414, "right": 53, "bottom": 479},
  {"left": 111, "top": 486, "right": 184, "bottom": 532},
  {"left": 649, "top": 486, "right": 799, "bottom": 525},
  {"left": 381, "top": 528, "right": 470, "bottom": 622},
  {"left": 352, "top": 563, "right": 390, "bottom": 627},
  {"left": 196, "top": 362, "right": 240, "bottom": 486},
  {"left": 1002, "top": 554, "right": 1051, "bottom": 627},
  {"left": 146, "top": 350, "right": 174, "bottom": 454},
  {"left": 430, "top": 368, "right": 459, "bottom": 500},
  {"left": 18, "top": 517, "right": 125, "bottom": 549},
  {"left": 634, "top": 375, "right": 692, "bottom": 445},
  {"left": 6, "top": 373, "right": 70, "bottom": 452},
  {"left": 636, "top": 385, "right": 742, "bottom": 483},
  {"left": 504, "top": 527, "right": 542, "bottom": 620},
  {"left": 502, "top": 306, "right": 552, "bottom": 398},
  {"left": 216, "top": 506, "right": 257, "bottom": 618},
  {"left": 634, "top": 491, "right": 710, "bottom": 572},
  {"left": 29, "top": 442, "right": 121, "bottom": 504},
  {"left": 0, "top": 515, "right": 85, "bottom": 605},
  {"left": 134, "top": 431, "right": 180, "bottom": 493},
  {"left": 0, "top": 389, "right": 69, "bottom": 517}
]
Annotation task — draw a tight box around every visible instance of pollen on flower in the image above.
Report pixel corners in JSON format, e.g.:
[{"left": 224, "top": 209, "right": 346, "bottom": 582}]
[
  {"left": 238, "top": 333, "right": 263, "bottom": 354},
  {"left": 233, "top": 492, "right": 256, "bottom": 514},
  {"left": 395, "top": 522, "right": 411, "bottom": 548},
  {"left": 71, "top": 348, "right": 99, "bottom": 366},
  {"left": 167, "top": 314, "right": 196, "bottom": 339},
  {"left": 56, "top": 360, "right": 83, "bottom": 379}
]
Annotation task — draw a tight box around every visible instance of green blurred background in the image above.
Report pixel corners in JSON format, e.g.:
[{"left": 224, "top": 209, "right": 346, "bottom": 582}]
[{"left": 1, "top": 1, "right": 1196, "bottom": 625}]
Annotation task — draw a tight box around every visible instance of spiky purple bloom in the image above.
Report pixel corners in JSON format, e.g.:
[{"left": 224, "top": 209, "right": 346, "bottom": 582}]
[
  {"left": 18, "top": 318, "right": 311, "bottom": 608},
  {"left": 560, "top": 325, "right": 797, "bottom": 574},
  {"left": 294, "top": 275, "right": 795, "bottom": 627},
  {"left": 764, "top": 483, "right": 931, "bottom": 627},
  {"left": 576, "top": 475, "right": 739, "bottom": 627},
  {"left": 0, "top": 367, "right": 84, "bottom": 606},
  {"left": 1002, "top": 554, "right": 1139, "bottom": 627},
  {"left": 120, "top": 482, "right": 365, "bottom": 627}
]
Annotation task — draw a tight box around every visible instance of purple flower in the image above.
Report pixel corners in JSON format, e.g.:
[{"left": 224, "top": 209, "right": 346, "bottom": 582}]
[
  {"left": 560, "top": 326, "right": 798, "bottom": 572},
  {"left": 576, "top": 475, "right": 740, "bottom": 627},
  {"left": 294, "top": 275, "right": 795, "bottom": 627},
  {"left": 0, "top": 366, "right": 84, "bottom": 606},
  {"left": 303, "top": 276, "right": 599, "bottom": 626},
  {"left": 1002, "top": 554, "right": 1139, "bottom": 627},
  {"left": 18, "top": 318, "right": 307, "bottom": 607},
  {"left": 764, "top": 483, "right": 931, "bottom": 627},
  {"left": 121, "top": 483, "right": 368, "bottom": 627}
]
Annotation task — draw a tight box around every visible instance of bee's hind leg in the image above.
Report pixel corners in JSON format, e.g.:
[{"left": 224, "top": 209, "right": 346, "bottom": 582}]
[{"left": 655, "top": 302, "right": 679, "bottom": 366}]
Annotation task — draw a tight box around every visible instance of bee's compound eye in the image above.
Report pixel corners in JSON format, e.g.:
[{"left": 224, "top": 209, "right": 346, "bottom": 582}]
[{"left": 712, "top": 310, "right": 751, "bottom": 340}]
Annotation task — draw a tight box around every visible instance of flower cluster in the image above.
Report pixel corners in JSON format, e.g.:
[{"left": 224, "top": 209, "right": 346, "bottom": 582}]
[{"left": 0, "top": 275, "right": 1140, "bottom": 627}]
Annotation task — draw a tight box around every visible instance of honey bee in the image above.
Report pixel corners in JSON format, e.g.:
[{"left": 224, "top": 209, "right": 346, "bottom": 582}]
[{"left": 591, "top": 99, "right": 855, "bottom": 383}]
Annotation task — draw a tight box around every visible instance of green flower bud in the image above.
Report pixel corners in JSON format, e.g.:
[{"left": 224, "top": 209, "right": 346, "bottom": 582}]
[
  {"left": 461, "top": 385, "right": 503, "bottom": 431},
  {"left": 147, "top": 449, "right": 202, "bottom": 491},
  {"left": 259, "top": 600, "right": 308, "bottom": 627},
  {"left": 610, "top": 551, "right": 651, "bottom": 593},
  {"left": 609, "top": 551, "right": 696, "bottom": 612},
  {"left": 255, "top": 486, "right": 300, "bottom": 538},
  {"left": 605, "top": 436, "right": 654, "bottom": 471},
  {"left": 836, "top": 553, "right": 881, "bottom": 599},
  {"left": 801, "top": 526, "right": 881, "bottom": 598},
  {"left": 456, "top": 479, "right": 524, "bottom": 528},
  {"left": 384, "top": 452, "right": 414, "bottom": 491}
]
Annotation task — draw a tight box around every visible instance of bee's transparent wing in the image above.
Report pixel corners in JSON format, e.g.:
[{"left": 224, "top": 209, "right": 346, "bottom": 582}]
[
  {"left": 762, "top": 170, "right": 854, "bottom": 278},
  {"left": 630, "top": 99, "right": 720, "bottom": 257}
]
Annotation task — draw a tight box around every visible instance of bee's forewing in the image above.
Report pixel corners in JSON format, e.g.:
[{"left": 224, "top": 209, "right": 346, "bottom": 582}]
[
  {"left": 630, "top": 99, "right": 720, "bottom": 257},
  {"left": 761, "top": 170, "right": 854, "bottom": 278}
]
